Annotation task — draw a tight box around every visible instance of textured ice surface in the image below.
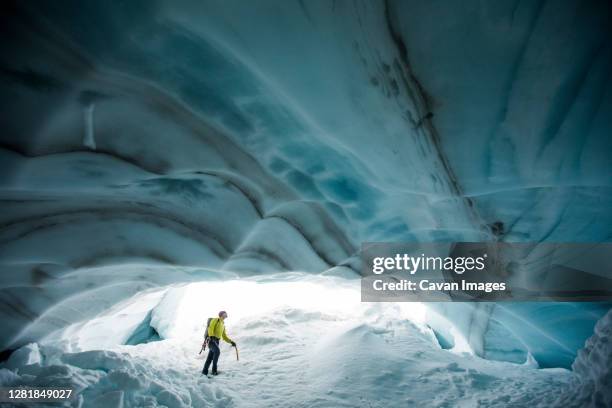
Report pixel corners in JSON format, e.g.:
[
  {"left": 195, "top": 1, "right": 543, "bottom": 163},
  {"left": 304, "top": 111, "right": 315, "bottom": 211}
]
[
  {"left": 557, "top": 309, "right": 612, "bottom": 407},
  {"left": 0, "top": 0, "right": 611, "bottom": 401}
]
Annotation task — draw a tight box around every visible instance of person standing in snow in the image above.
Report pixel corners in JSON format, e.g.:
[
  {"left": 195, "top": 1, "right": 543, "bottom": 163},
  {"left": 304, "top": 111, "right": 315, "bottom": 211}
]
[{"left": 202, "top": 310, "right": 236, "bottom": 376}]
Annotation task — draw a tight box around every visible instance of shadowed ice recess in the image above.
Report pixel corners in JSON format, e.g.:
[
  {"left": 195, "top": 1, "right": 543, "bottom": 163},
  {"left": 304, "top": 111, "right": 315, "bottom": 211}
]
[{"left": 0, "top": 0, "right": 611, "bottom": 407}]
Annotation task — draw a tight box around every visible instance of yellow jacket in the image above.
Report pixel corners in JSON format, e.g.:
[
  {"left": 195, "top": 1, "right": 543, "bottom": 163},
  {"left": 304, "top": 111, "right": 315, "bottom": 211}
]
[{"left": 207, "top": 317, "right": 233, "bottom": 344}]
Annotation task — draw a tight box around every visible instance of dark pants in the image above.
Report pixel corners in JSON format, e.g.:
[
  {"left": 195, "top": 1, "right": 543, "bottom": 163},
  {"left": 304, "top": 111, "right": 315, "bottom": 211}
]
[{"left": 203, "top": 338, "right": 220, "bottom": 374}]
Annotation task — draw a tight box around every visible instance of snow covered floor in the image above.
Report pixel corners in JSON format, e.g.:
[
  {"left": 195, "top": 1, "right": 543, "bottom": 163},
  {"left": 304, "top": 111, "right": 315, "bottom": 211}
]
[{"left": 0, "top": 275, "right": 574, "bottom": 408}]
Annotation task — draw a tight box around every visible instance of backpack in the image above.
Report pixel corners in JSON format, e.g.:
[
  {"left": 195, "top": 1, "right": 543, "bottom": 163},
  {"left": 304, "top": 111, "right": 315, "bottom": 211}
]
[
  {"left": 203, "top": 317, "right": 219, "bottom": 342},
  {"left": 200, "top": 317, "right": 218, "bottom": 354},
  {"left": 204, "top": 318, "right": 212, "bottom": 341}
]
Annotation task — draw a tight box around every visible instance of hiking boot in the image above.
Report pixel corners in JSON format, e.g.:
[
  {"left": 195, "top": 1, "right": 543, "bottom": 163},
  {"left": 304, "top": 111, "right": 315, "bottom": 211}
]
[{"left": 212, "top": 371, "right": 219, "bottom": 376}]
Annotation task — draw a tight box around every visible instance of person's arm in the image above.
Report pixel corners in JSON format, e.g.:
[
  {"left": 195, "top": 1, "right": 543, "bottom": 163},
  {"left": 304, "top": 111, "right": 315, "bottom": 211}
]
[{"left": 222, "top": 328, "right": 235, "bottom": 346}]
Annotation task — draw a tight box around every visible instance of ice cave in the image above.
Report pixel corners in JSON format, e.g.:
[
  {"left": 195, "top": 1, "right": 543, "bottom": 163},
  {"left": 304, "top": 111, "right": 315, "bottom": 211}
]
[{"left": 0, "top": 0, "right": 611, "bottom": 407}]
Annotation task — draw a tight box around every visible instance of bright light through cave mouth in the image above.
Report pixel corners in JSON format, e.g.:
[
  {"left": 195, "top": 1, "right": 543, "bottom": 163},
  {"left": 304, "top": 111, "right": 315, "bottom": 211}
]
[
  {"left": 54, "top": 274, "right": 430, "bottom": 350},
  {"left": 166, "top": 277, "right": 385, "bottom": 338}
]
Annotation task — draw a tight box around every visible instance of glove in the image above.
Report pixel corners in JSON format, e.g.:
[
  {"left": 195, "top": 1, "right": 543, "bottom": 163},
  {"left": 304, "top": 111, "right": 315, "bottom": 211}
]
[{"left": 230, "top": 341, "right": 236, "bottom": 347}]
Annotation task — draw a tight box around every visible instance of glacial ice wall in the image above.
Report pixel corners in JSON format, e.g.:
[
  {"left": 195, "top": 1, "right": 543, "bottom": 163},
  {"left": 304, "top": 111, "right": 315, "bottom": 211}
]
[
  {"left": 0, "top": 0, "right": 611, "bottom": 370},
  {"left": 556, "top": 309, "right": 612, "bottom": 406}
]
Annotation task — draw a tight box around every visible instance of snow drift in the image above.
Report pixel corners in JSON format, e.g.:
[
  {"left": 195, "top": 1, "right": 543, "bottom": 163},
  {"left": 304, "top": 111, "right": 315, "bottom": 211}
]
[{"left": 0, "top": 275, "right": 579, "bottom": 407}]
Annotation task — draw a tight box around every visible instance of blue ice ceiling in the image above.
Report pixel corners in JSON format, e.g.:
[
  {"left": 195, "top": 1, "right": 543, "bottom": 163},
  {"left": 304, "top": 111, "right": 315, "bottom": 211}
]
[{"left": 0, "top": 0, "right": 611, "bottom": 369}]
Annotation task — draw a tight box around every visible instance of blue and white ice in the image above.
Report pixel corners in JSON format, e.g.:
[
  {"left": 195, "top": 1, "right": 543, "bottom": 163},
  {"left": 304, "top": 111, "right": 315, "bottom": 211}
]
[{"left": 0, "top": 0, "right": 611, "bottom": 407}]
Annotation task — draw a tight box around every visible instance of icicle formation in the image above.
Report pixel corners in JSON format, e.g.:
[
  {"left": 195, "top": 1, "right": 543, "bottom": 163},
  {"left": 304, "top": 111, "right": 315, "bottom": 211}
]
[
  {"left": 83, "top": 102, "right": 95, "bottom": 149},
  {"left": 78, "top": 90, "right": 106, "bottom": 150}
]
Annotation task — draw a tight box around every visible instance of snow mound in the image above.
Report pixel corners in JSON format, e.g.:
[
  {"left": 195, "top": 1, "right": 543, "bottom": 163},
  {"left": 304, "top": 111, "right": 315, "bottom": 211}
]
[{"left": 1, "top": 284, "right": 574, "bottom": 408}]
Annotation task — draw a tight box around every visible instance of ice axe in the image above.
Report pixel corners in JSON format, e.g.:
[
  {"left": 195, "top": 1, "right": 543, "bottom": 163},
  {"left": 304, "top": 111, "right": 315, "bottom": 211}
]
[
  {"left": 233, "top": 344, "right": 239, "bottom": 361},
  {"left": 199, "top": 338, "right": 209, "bottom": 355}
]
